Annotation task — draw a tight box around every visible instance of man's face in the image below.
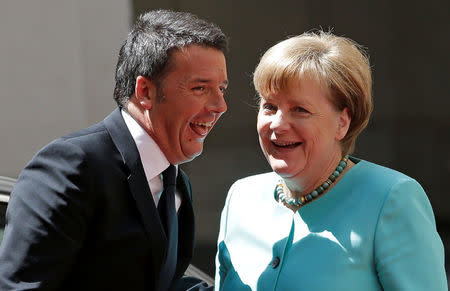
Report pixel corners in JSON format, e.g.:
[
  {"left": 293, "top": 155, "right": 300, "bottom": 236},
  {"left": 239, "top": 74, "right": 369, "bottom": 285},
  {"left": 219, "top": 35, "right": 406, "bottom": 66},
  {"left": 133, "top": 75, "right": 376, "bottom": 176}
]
[{"left": 148, "top": 45, "right": 228, "bottom": 165}]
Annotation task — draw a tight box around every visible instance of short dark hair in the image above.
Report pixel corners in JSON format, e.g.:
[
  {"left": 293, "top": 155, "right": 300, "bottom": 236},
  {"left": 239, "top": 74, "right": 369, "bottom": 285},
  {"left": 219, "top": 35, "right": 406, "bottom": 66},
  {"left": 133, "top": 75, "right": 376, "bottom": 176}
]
[{"left": 113, "top": 9, "right": 228, "bottom": 108}]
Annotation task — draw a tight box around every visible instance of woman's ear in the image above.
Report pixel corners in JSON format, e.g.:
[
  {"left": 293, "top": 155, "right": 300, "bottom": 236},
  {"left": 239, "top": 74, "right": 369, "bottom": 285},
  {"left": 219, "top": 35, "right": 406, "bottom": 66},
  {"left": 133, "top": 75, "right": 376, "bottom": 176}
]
[
  {"left": 336, "top": 107, "right": 351, "bottom": 141},
  {"left": 135, "top": 76, "right": 157, "bottom": 110}
]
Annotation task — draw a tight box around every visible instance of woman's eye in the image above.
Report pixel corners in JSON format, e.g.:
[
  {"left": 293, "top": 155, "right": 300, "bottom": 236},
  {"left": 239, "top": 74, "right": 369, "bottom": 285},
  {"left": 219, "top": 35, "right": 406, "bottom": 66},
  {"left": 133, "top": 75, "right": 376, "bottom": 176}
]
[
  {"left": 294, "top": 106, "right": 308, "bottom": 113},
  {"left": 262, "top": 103, "right": 277, "bottom": 112}
]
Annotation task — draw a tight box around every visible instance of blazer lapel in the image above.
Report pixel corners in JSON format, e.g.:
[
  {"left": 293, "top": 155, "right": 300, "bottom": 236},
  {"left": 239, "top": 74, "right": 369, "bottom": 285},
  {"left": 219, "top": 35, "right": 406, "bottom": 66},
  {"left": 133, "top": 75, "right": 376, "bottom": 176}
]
[
  {"left": 174, "top": 169, "right": 195, "bottom": 280},
  {"left": 103, "top": 108, "right": 167, "bottom": 286}
]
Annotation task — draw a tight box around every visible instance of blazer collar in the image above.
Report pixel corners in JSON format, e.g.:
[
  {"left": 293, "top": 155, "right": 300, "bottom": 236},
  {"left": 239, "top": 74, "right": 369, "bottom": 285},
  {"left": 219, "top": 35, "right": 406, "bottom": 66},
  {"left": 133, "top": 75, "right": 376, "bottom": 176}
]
[
  {"left": 103, "top": 108, "right": 167, "bottom": 286},
  {"left": 103, "top": 108, "right": 195, "bottom": 287}
]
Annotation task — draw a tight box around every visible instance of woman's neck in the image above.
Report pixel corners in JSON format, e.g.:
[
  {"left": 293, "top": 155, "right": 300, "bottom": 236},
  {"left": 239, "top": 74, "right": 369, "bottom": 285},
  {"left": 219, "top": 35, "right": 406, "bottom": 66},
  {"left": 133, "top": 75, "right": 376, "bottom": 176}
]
[
  {"left": 285, "top": 153, "right": 347, "bottom": 198},
  {"left": 280, "top": 156, "right": 354, "bottom": 213}
]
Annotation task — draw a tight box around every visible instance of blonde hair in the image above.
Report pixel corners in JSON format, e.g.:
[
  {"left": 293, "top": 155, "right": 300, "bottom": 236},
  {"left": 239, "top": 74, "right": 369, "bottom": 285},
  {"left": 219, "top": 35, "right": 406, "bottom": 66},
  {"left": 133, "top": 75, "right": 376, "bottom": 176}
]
[{"left": 253, "top": 31, "right": 373, "bottom": 154}]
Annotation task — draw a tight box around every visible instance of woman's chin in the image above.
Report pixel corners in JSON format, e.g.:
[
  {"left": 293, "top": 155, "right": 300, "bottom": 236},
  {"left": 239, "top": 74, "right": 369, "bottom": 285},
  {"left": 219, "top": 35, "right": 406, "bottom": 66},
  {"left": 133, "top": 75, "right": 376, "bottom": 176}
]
[
  {"left": 271, "top": 165, "right": 294, "bottom": 178},
  {"left": 269, "top": 161, "right": 304, "bottom": 178}
]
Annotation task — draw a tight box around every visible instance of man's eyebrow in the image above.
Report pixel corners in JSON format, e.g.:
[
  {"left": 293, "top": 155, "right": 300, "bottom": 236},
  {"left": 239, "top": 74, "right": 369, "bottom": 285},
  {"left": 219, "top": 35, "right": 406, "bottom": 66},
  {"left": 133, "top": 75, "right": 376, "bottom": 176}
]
[{"left": 189, "top": 78, "right": 229, "bottom": 86}]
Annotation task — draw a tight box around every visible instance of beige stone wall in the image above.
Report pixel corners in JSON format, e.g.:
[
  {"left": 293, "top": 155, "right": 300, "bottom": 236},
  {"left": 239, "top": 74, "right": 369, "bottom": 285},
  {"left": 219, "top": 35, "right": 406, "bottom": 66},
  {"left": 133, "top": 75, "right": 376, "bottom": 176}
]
[{"left": 0, "top": 0, "right": 131, "bottom": 178}]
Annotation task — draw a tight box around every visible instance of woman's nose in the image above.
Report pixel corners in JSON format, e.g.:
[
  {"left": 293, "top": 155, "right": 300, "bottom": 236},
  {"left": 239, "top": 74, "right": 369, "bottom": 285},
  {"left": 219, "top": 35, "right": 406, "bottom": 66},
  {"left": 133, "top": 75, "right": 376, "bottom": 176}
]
[{"left": 270, "top": 111, "right": 289, "bottom": 131}]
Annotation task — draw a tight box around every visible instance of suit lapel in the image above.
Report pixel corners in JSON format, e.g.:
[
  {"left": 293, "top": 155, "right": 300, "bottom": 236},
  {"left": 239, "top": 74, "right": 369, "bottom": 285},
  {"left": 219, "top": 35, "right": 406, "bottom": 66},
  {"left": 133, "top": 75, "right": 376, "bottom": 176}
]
[
  {"left": 174, "top": 169, "right": 195, "bottom": 280},
  {"left": 103, "top": 108, "right": 167, "bottom": 286}
]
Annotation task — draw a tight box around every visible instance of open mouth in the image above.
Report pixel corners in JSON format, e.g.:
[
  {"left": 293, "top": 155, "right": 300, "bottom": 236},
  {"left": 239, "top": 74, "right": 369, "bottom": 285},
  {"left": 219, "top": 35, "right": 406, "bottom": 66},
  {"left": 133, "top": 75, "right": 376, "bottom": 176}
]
[
  {"left": 272, "top": 140, "right": 302, "bottom": 149},
  {"left": 190, "top": 121, "right": 213, "bottom": 136}
]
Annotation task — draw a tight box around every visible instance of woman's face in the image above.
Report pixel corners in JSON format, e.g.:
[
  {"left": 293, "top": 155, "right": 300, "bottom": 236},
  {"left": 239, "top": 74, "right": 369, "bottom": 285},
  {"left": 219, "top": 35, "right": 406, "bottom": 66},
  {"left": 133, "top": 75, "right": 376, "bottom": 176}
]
[{"left": 257, "top": 78, "right": 350, "bottom": 184}]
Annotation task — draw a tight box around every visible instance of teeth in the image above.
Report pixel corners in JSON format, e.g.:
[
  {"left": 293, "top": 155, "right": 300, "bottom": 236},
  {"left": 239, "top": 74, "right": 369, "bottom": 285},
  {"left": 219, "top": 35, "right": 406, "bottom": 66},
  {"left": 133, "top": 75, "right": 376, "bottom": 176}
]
[
  {"left": 273, "top": 141, "right": 299, "bottom": 146},
  {"left": 192, "top": 121, "right": 212, "bottom": 127}
]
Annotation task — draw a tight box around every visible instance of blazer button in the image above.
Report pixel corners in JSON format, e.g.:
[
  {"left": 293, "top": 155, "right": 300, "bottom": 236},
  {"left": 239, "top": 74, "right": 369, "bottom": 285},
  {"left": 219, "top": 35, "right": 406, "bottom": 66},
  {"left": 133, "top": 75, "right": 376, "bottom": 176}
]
[{"left": 270, "top": 256, "right": 280, "bottom": 269}]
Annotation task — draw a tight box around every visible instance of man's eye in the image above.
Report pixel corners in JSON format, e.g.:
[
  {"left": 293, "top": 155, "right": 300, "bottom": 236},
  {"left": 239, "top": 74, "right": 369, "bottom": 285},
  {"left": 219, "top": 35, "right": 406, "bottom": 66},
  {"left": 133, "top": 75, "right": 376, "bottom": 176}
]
[
  {"left": 192, "top": 86, "right": 205, "bottom": 92},
  {"left": 219, "top": 87, "right": 227, "bottom": 94}
]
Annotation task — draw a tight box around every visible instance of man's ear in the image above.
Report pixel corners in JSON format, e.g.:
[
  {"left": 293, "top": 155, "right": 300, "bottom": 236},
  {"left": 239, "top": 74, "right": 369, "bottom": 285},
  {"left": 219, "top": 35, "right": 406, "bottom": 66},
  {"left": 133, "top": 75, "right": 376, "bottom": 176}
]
[
  {"left": 135, "top": 76, "right": 157, "bottom": 110},
  {"left": 336, "top": 107, "right": 351, "bottom": 141}
]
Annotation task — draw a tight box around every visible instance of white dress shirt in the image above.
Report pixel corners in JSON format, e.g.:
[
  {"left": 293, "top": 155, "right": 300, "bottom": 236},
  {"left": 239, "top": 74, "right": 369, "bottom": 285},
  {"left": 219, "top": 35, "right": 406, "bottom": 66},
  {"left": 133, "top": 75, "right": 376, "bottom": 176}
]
[{"left": 121, "top": 110, "right": 181, "bottom": 211}]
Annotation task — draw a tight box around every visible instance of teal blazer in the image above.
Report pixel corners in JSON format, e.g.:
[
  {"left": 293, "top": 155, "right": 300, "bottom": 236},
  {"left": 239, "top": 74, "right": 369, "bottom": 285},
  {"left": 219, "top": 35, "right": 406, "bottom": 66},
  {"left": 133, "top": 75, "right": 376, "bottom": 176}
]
[{"left": 215, "top": 158, "right": 447, "bottom": 290}]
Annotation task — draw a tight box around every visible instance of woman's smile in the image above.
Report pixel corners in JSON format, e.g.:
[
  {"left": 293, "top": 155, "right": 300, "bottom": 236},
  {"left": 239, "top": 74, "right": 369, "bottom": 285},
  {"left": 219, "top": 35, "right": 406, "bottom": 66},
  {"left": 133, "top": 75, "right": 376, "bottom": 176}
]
[
  {"left": 271, "top": 140, "right": 303, "bottom": 149},
  {"left": 257, "top": 78, "right": 349, "bottom": 183}
]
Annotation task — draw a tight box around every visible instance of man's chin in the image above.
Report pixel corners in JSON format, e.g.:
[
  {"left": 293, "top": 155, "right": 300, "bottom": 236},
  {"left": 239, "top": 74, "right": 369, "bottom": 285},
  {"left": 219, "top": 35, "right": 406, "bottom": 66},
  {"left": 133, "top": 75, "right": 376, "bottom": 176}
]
[{"left": 178, "top": 149, "right": 203, "bottom": 164}]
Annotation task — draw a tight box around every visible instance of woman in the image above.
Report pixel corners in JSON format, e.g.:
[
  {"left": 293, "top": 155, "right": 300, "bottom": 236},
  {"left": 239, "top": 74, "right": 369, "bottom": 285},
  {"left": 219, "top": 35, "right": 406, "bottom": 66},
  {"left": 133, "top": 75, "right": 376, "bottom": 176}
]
[{"left": 214, "top": 31, "right": 447, "bottom": 290}]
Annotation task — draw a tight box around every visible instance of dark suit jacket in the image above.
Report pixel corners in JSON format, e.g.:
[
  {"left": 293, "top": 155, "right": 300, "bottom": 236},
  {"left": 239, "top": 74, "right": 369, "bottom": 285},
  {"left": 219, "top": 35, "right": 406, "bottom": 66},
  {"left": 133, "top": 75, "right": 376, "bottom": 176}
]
[{"left": 0, "top": 108, "right": 195, "bottom": 290}]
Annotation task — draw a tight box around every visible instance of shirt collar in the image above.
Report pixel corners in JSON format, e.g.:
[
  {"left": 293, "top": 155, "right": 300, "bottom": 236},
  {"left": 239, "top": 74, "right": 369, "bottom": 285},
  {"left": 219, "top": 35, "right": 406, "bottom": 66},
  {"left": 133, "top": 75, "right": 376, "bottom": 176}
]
[{"left": 121, "top": 109, "right": 170, "bottom": 181}]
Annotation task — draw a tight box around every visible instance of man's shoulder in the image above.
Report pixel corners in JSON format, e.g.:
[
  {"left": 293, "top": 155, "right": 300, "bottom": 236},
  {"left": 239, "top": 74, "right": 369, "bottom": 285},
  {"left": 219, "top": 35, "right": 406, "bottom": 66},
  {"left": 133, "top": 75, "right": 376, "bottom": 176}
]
[
  {"left": 29, "top": 113, "right": 118, "bottom": 167},
  {"left": 60, "top": 119, "right": 108, "bottom": 143},
  {"left": 57, "top": 109, "right": 122, "bottom": 145}
]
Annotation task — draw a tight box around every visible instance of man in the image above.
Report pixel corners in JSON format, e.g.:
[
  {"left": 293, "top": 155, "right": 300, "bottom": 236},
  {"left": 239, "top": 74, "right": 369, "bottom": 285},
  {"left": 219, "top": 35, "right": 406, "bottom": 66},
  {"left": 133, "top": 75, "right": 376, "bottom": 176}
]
[{"left": 0, "top": 10, "right": 228, "bottom": 290}]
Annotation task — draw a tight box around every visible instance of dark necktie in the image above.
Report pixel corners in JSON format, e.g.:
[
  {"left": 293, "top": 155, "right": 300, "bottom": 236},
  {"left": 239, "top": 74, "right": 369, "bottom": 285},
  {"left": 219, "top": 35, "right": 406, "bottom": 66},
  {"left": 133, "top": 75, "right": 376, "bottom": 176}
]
[{"left": 157, "top": 164, "right": 178, "bottom": 291}]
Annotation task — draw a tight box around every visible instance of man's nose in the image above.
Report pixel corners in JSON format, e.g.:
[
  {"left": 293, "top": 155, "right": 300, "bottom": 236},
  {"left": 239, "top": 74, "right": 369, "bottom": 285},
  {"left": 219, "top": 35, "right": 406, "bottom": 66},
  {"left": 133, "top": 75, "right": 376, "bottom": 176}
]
[{"left": 207, "top": 89, "right": 227, "bottom": 114}]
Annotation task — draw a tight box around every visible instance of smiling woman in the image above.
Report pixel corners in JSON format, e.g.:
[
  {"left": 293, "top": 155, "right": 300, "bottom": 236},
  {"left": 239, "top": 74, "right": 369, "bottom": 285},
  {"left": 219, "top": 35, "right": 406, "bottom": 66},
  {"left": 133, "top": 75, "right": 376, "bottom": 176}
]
[
  {"left": 214, "top": 31, "right": 447, "bottom": 291},
  {"left": 257, "top": 78, "right": 351, "bottom": 192}
]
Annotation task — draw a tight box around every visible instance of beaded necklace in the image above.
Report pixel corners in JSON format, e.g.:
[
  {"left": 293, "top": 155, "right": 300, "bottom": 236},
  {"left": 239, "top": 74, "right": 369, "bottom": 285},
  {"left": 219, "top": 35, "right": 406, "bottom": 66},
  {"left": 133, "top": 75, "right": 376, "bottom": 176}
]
[{"left": 274, "top": 155, "right": 349, "bottom": 208}]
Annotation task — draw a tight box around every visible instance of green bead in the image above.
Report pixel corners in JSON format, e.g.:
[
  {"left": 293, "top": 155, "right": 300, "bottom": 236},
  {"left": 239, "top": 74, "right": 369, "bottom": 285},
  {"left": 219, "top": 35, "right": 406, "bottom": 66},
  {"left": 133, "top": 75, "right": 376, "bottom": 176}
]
[{"left": 274, "top": 158, "right": 350, "bottom": 207}]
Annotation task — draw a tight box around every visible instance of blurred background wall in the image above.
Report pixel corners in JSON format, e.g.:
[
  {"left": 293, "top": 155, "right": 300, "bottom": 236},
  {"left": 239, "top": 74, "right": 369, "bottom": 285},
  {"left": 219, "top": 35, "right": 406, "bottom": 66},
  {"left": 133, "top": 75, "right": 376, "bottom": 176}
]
[
  {"left": 0, "top": 0, "right": 129, "bottom": 177},
  {"left": 1, "top": 0, "right": 449, "bottom": 277}
]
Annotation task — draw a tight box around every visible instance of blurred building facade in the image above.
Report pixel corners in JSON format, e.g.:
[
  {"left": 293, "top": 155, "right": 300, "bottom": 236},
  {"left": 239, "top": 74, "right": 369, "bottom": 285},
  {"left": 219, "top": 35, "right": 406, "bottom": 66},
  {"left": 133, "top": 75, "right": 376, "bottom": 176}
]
[{"left": 1, "top": 0, "right": 448, "bottom": 276}]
